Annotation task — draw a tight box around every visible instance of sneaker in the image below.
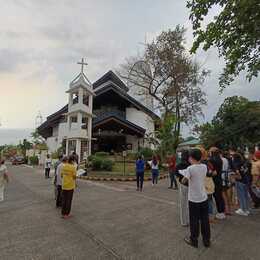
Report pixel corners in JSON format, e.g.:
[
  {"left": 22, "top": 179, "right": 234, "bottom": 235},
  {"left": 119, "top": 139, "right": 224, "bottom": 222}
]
[
  {"left": 235, "top": 209, "right": 248, "bottom": 216},
  {"left": 245, "top": 210, "right": 250, "bottom": 215},
  {"left": 215, "top": 213, "right": 226, "bottom": 220},
  {"left": 203, "top": 240, "right": 211, "bottom": 248},
  {"left": 184, "top": 237, "right": 198, "bottom": 248}
]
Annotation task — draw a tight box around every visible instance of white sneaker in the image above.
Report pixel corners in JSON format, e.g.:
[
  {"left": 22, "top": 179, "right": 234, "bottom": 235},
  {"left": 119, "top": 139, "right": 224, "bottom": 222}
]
[
  {"left": 245, "top": 210, "right": 250, "bottom": 215},
  {"left": 215, "top": 213, "right": 226, "bottom": 220},
  {"left": 235, "top": 209, "right": 248, "bottom": 216}
]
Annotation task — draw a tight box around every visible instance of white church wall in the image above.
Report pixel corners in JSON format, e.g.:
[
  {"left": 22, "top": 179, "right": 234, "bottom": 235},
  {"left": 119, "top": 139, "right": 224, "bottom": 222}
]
[
  {"left": 46, "top": 136, "right": 59, "bottom": 153},
  {"left": 126, "top": 107, "right": 155, "bottom": 134}
]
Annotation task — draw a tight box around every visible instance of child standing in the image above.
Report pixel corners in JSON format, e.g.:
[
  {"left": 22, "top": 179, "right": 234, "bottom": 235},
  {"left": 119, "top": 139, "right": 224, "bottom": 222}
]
[{"left": 181, "top": 149, "right": 210, "bottom": 248}]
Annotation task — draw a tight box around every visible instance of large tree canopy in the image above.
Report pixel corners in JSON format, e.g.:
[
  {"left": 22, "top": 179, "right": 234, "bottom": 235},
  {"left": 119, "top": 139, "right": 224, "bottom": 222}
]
[
  {"left": 120, "top": 26, "right": 208, "bottom": 150},
  {"left": 187, "top": 0, "right": 260, "bottom": 91},
  {"left": 195, "top": 96, "right": 260, "bottom": 149}
]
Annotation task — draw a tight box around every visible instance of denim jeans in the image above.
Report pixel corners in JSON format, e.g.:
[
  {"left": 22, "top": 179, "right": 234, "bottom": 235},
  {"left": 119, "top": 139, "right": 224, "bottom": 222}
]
[
  {"left": 208, "top": 194, "right": 214, "bottom": 215},
  {"left": 236, "top": 181, "right": 250, "bottom": 212}
]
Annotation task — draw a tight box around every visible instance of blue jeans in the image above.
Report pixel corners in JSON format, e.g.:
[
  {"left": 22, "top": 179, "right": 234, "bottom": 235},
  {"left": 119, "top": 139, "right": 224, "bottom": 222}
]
[
  {"left": 236, "top": 181, "right": 250, "bottom": 212},
  {"left": 208, "top": 194, "right": 214, "bottom": 215},
  {"left": 152, "top": 169, "right": 159, "bottom": 184}
]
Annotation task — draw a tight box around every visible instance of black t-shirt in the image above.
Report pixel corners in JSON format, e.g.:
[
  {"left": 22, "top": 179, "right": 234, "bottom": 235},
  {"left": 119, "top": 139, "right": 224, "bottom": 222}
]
[
  {"left": 209, "top": 156, "right": 223, "bottom": 186},
  {"left": 175, "top": 161, "right": 190, "bottom": 186},
  {"left": 234, "top": 160, "right": 251, "bottom": 185}
]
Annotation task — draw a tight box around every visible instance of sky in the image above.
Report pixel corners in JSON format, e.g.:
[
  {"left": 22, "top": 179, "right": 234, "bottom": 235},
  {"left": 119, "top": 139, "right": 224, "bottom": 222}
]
[{"left": 0, "top": 0, "right": 259, "bottom": 144}]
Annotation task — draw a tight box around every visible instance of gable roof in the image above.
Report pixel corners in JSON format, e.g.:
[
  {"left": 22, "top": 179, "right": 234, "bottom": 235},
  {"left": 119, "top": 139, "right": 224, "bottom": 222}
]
[
  {"left": 93, "top": 70, "right": 129, "bottom": 92},
  {"left": 95, "top": 84, "right": 159, "bottom": 120}
]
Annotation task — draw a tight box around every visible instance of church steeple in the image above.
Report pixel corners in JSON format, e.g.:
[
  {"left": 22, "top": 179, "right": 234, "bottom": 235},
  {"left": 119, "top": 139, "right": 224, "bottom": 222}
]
[{"left": 65, "top": 58, "right": 94, "bottom": 161}]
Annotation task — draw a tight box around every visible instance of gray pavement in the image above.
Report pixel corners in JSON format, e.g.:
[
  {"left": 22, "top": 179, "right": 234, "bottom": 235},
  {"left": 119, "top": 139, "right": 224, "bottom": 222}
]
[{"left": 0, "top": 165, "right": 259, "bottom": 260}]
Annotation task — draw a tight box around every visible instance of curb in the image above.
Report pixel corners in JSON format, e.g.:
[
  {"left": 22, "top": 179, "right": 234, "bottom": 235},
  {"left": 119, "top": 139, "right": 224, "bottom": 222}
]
[{"left": 78, "top": 174, "right": 168, "bottom": 182}]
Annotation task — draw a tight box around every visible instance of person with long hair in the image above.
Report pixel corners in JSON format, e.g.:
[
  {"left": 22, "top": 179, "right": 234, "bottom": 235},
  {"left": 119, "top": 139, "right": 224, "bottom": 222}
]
[
  {"left": 61, "top": 155, "right": 77, "bottom": 218},
  {"left": 151, "top": 155, "right": 159, "bottom": 186},
  {"left": 220, "top": 151, "right": 232, "bottom": 215},
  {"left": 0, "top": 159, "right": 9, "bottom": 202},
  {"left": 175, "top": 150, "right": 190, "bottom": 226},
  {"left": 233, "top": 153, "right": 250, "bottom": 216},
  {"left": 199, "top": 147, "right": 216, "bottom": 223},
  {"left": 209, "top": 147, "right": 226, "bottom": 220}
]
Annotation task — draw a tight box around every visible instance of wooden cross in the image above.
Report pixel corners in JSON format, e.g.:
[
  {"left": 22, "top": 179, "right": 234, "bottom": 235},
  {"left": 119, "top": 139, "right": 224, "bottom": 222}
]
[{"left": 77, "top": 58, "right": 88, "bottom": 73}]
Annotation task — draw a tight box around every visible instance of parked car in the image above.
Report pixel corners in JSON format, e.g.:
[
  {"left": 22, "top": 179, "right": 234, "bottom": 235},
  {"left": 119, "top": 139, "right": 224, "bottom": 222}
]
[{"left": 12, "top": 156, "right": 25, "bottom": 165}]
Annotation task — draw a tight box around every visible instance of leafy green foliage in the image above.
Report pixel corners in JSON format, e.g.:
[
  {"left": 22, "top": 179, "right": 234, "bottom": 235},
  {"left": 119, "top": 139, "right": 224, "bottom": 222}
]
[
  {"left": 91, "top": 156, "right": 114, "bottom": 171},
  {"left": 187, "top": 0, "right": 260, "bottom": 90},
  {"left": 94, "top": 152, "right": 109, "bottom": 157},
  {"left": 102, "top": 159, "right": 113, "bottom": 171},
  {"left": 195, "top": 96, "right": 260, "bottom": 149},
  {"left": 29, "top": 155, "right": 39, "bottom": 165},
  {"left": 156, "top": 114, "right": 179, "bottom": 157},
  {"left": 138, "top": 147, "right": 154, "bottom": 160}
]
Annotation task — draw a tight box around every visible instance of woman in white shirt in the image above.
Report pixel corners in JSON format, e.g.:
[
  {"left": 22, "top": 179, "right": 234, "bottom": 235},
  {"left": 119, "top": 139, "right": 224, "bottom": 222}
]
[{"left": 0, "top": 159, "right": 9, "bottom": 202}]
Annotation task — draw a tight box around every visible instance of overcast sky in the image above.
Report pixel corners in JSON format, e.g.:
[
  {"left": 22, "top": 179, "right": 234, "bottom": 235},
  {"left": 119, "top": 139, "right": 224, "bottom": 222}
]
[{"left": 0, "top": 0, "right": 259, "bottom": 136}]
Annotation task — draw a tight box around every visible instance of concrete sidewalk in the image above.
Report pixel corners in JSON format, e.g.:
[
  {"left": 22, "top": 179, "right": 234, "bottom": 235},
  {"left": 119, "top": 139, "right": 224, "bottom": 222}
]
[{"left": 0, "top": 165, "right": 259, "bottom": 259}]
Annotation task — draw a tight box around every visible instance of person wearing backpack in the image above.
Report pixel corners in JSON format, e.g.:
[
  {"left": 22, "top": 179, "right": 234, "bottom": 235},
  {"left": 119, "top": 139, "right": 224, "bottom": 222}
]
[{"left": 233, "top": 153, "right": 250, "bottom": 216}]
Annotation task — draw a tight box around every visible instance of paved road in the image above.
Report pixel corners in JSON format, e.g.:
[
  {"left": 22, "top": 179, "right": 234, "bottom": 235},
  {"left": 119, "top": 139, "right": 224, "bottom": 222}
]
[{"left": 0, "top": 165, "right": 259, "bottom": 260}]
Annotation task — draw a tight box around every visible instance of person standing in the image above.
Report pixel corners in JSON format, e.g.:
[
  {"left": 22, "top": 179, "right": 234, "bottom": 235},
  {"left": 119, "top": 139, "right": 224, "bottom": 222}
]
[
  {"left": 251, "top": 150, "right": 260, "bottom": 208},
  {"left": 175, "top": 150, "right": 190, "bottom": 226},
  {"left": 61, "top": 155, "right": 77, "bottom": 218},
  {"left": 136, "top": 155, "right": 145, "bottom": 192},
  {"left": 0, "top": 159, "right": 9, "bottom": 202},
  {"left": 220, "top": 151, "right": 232, "bottom": 215},
  {"left": 233, "top": 153, "right": 250, "bottom": 216},
  {"left": 168, "top": 154, "right": 178, "bottom": 189},
  {"left": 181, "top": 149, "right": 210, "bottom": 248},
  {"left": 45, "top": 154, "right": 52, "bottom": 179},
  {"left": 151, "top": 156, "right": 159, "bottom": 186},
  {"left": 55, "top": 156, "right": 66, "bottom": 208},
  {"left": 209, "top": 148, "right": 226, "bottom": 220}
]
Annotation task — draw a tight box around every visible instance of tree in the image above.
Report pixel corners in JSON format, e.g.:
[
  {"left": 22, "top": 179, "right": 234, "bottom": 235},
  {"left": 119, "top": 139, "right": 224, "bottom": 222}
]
[
  {"left": 18, "top": 139, "right": 32, "bottom": 157},
  {"left": 120, "top": 26, "right": 208, "bottom": 151},
  {"left": 187, "top": 0, "right": 260, "bottom": 91},
  {"left": 31, "top": 129, "right": 45, "bottom": 145},
  {"left": 196, "top": 96, "right": 260, "bottom": 149}
]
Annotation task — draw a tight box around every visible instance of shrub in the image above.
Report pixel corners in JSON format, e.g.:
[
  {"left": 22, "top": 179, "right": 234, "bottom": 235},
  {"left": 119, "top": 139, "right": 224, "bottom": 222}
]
[
  {"left": 92, "top": 157, "right": 103, "bottom": 170},
  {"left": 139, "top": 147, "right": 154, "bottom": 160},
  {"left": 88, "top": 155, "right": 95, "bottom": 161},
  {"left": 51, "top": 151, "right": 59, "bottom": 159},
  {"left": 29, "top": 155, "right": 39, "bottom": 165},
  {"left": 102, "top": 159, "right": 113, "bottom": 171},
  {"left": 24, "top": 156, "right": 29, "bottom": 164},
  {"left": 91, "top": 156, "right": 113, "bottom": 171},
  {"left": 95, "top": 151, "right": 109, "bottom": 157}
]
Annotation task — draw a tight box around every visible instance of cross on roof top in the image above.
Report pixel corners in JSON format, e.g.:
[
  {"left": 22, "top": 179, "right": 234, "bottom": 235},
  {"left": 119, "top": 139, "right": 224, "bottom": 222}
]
[{"left": 77, "top": 58, "right": 88, "bottom": 73}]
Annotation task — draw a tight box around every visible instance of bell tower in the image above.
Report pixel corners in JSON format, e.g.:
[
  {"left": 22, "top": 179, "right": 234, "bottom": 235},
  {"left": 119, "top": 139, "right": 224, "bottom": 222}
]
[{"left": 65, "top": 58, "right": 94, "bottom": 162}]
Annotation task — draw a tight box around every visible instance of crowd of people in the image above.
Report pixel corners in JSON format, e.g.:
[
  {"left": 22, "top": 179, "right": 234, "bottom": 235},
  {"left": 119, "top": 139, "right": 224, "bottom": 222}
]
[
  {"left": 135, "top": 146, "right": 260, "bottom": 248},
  {"left": 1, "top": 145, "right": 260, "bottom": 249}
]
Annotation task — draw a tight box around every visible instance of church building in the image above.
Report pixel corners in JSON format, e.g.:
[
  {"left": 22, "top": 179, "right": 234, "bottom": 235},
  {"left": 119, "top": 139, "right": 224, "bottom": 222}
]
[{"left": 38, "top": 65, "right": 159, "bottom": 161}]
